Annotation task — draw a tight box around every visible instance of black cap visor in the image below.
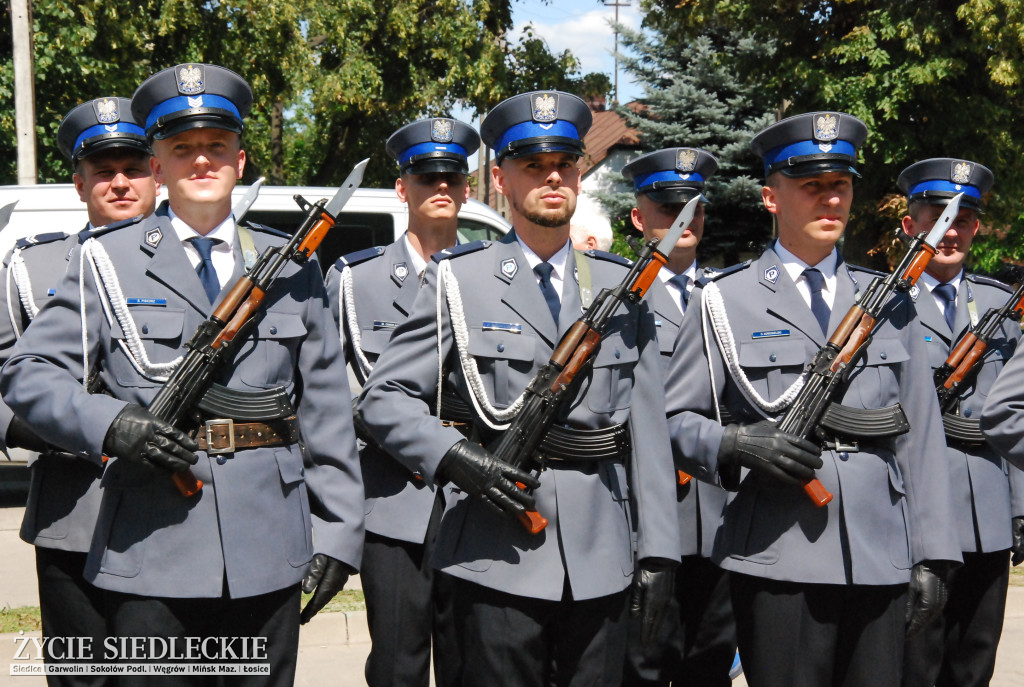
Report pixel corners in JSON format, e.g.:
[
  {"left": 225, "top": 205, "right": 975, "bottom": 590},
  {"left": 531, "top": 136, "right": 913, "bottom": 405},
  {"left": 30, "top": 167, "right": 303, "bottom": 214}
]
[
  {"left": 75, "top": 133, "right": 151, "bottom": 163},
  {"left": 148, "top": 107, "right": 244, "bottom": 140},
  {"left": 910, "top": 190, "right": 985, "bottom": 213},
  {"left": 496, "top": 136, "right": 584, "bottom": 163},
  {"left": 401, "top": 151, "right": 469, "bottom": 176},
  {"left": 769, "top": 153, "right": 860, "bottom": 179}
]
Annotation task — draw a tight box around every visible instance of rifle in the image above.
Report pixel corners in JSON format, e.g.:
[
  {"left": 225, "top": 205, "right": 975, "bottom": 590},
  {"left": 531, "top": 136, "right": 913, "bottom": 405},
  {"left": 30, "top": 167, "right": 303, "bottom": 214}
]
[
  {"left": 934, "top": 271, "right": 1024, "bottom": 442},
  {"left": 489, "top": 196, "right": 701, "bottom": 534},
  {"left": 149, "top": 159, "right": 369, "bottom": 497},
  {"left": 777, "top": 192, "right": 964, "bottom": 507}
]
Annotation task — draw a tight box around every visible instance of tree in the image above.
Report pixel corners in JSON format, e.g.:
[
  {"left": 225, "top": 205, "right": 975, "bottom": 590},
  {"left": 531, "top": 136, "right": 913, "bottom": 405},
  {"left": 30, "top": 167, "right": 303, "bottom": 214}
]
[
  {"left": 0, "top": 1, "right": 583, "bottom": 189},
  {"left": 643, "top": 0, "right": 1024, "bottom": 271},
  {"left": 596, "top": 24, "right": 777, "bottom": 265}
]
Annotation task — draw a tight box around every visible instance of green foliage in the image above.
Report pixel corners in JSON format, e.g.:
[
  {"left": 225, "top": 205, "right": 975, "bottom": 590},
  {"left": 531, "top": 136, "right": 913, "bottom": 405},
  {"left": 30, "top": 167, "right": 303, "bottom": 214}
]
[
  {"left": 596, "top": 23, "right": 777, "bottom": 266},
  {"left": 0, "top": 1, "right": 583, "bottom": 188},
  {"left": 644, "top": 0, "right": 1024, "bottom": 270}
]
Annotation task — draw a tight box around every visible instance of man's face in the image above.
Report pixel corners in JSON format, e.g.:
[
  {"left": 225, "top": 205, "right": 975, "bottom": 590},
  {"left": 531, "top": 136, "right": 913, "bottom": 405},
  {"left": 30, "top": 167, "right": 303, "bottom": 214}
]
[
  {"left": 631, "top": 194, "right": 705, "bottom": 255},
  {"left": 150, "top": 128, "right": 245, "bottom": 208},
  {"left": 73, "top": 150, "right": 158, "bottom": 226},
  {"left": 396, "top": 171, "right": 470, "bottom": 224},
  {"left": 493, "top": 152, "right": 581, "bottom": 229},
  {"left": 762, "top": 171, "right": 853, "bottom": 256},
  {"left": 902, "top": 203, "right": 979, "bottom": 272}
]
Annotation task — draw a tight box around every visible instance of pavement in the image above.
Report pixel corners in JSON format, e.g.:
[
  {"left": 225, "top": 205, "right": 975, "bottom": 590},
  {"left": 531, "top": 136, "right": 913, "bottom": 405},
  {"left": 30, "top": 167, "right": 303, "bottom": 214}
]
[{"left": 0, "top": 490, "right": 1023, "bottom": 686}]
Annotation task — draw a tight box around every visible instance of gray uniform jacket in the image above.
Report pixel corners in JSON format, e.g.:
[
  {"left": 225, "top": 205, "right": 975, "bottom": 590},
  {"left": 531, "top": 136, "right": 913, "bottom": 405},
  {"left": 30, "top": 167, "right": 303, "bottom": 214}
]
[
  {"left": 649, "top": 273, "right": 728, "bottom": 559},
  {"left": 0, "top": 210, "right": 364, "bottom": 599},
  {"left": 357, "top": 234, "right": 681, "bottom": 602},
  {"left": 665, "top": 246, "right": 961, "bottom": 586},
  {"left": 326, "top": 239, "right": 440, "bottom": 544},
  {"left": 0, "top": 232, "right": 105, "bottom": 553},
  {"left": 919, "top": 273, "right": 1024, "bottom": 553}
]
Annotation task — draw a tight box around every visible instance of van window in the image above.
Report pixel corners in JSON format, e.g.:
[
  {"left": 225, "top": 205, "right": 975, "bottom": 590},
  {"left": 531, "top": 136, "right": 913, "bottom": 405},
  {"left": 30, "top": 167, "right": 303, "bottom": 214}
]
[
  {"left": 245, "top": 209, "right": 395, "bottom": 272},
  {"left": 459, "top": 218, "right": 507, "bottom": 243}
]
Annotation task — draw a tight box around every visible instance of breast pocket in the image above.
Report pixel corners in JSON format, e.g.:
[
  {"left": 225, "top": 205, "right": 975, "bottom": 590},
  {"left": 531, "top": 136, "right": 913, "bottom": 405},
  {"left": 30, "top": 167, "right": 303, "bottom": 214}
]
[
  {"left": 586, "top": 335, "right": 640, "bottom": 413},
  {"left": 738, "top": 337, "right": 808, "bottom": 401},
  {"left": 466, "top": 328, "right": 536, "bottom": 408},
  {"left": 357, "top": 327, "right": 394, "bottom": 359},
  {"left": 110, "top": 307, "right": 186, "bottom": 387},
  {"left": 240, "top": 313, "right": 308, "bottom": 388},
  {"left": 848, "top": 338, "right": 909, "bottom": 408}
]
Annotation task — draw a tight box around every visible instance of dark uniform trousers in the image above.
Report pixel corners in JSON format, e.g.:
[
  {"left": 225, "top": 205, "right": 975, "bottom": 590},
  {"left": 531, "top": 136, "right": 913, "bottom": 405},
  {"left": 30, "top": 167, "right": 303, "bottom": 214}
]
[
  {"left": 361, "top": 490, "right": 460, "bottom": 687},
  {"left": 623, "top": 555, "right": 735, "bottom": 686},
  {"left": 730, "top": 573, "right": 907, "bottom": 687},
  {"left": 35, "top": 548, "right": 108, "bottom": 687},
  {"left": 104, "top": 583, "right": 300, "bottom": 687},
  {"left": 902, "top": 549, "right": 1010, "bottom": 687},
  {"left": 449, "top": 576, "right": 628, "bottom": 687}
]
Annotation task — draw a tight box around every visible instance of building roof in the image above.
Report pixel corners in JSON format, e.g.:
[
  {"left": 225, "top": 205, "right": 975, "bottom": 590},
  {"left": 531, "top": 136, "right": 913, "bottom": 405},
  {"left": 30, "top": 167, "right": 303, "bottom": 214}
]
[{"left": 580, "top": 103, "right": 643, "bottom": 177}]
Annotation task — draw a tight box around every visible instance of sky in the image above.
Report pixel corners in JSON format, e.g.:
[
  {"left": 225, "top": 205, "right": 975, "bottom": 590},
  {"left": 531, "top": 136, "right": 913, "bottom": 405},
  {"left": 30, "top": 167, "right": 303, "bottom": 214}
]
[{"left": 511, "top": 0, "right": 646, "bottom": 105}]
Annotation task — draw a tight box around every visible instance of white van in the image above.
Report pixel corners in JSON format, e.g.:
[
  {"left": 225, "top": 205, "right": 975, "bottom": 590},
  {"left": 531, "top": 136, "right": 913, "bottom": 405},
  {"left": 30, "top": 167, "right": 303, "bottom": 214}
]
[{"left": 0, "top": 183, "right": 510, "bottom": 268}]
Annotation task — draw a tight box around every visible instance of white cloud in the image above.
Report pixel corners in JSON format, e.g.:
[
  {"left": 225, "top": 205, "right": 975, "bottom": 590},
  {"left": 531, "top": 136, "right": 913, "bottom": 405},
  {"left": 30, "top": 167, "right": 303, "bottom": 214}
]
[{"left": 512, "top": 1, "right": 643, "bottom": 87}]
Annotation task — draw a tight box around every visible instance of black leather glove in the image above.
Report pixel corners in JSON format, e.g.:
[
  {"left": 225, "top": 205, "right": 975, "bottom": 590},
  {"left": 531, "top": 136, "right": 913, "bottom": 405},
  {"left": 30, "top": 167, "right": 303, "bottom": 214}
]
[
  {"left": 300, "top": 553, "right": 353, "bottom": 624},
  {"left": 1012, "top": 517, "right": 1024, "bottom": 566},
  {"left": 629, "top": 557, "right": 677, "bottom": 646},
  {"left": 906, "top": 560, "right": 951, "bottom": 638},
  {"left": 717, "top": 421, "right": 823, "bottom": 486},
  {"left": 436, "top": 439, "right": 541, "bottom": 518},
  {"left": 5, "top": 415, "right": 50, "bottom": 453},
  {"left": 102, "top": 404, "right": 199, "bottom": 473}
]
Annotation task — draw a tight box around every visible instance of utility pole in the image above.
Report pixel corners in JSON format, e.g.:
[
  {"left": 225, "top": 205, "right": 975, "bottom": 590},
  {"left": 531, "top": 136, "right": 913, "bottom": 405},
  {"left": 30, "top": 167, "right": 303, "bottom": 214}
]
[
  {"left": 11, "top": 0, "right": 37, "bottom": 185},
  {"left": 602, "top": 0, "right": 629, "bottom": 106}
]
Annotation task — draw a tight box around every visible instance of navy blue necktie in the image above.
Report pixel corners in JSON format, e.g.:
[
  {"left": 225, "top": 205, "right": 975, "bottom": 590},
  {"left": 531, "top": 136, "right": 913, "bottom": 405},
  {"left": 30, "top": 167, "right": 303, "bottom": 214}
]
[
  {"left": 534, "top": 262, "right": 560, "bottom": 323},
  {"left": 935, "top": 283, "right": 957, "bottom": 332},
  {"left": 802, "top": 268, "right": 830, "bottom": 335},
  {"left": 189, "top": 237, "right": 221, "bottom": 303},
  {"left": 668, "top": 274, "right": 690, "bottom": 311}
]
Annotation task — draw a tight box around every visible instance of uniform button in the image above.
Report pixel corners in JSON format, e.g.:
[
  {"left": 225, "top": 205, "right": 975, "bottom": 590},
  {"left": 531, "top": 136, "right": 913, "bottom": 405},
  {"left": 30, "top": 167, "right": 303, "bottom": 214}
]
[
  {"left": 216, "top": 456, "right": 228, "bottom": 465},
  {"left": 769, "top": 353, "right": 777, "bottom": 362},
  {"left": 141, "top": 325, "right": 149, "bottom": 335},
  {"left": 270, "top": 326, "right": 278, "bottom": 335},
  {"left": 497, "top": 343, "right": 505, "bottom": 352},
  {"left": 615, "top": 350, "right": 621, "bottom": 359},
  {"left": 964, "top": 408, "right": 973, "bottom": 417},
  {"left": 697, "top": 466, "right": 708, "bottom": 475},
  {"left": 880, "top": 352, "right": 888, "bottom": 360},
  {"left": 839, "top": 452, "right": 849, "bottom": 460}
]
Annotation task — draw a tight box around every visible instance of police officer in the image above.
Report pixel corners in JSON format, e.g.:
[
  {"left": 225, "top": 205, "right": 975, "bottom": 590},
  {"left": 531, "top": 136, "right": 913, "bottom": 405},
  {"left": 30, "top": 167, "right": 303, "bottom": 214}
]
[
  {"left": 356, "top": 90, "right": 681, "bottom": 686},
  {"left": 620, "top": 147, "right": 738, "bottom": 686},
  {"left": 664, "top": 112, "right": 962, "bottom": 686},
  {"left": 326, "top": 116, "right": 479, "bottom": 687},
  {"left": 898, "top": 158, "right": 1024, "bottom": 687},
  {"left": 0, "top": 97, "right": 157, "bottom": 686},
  {"left": 0, "top": 64, "right": 363, "bottom": 686}
]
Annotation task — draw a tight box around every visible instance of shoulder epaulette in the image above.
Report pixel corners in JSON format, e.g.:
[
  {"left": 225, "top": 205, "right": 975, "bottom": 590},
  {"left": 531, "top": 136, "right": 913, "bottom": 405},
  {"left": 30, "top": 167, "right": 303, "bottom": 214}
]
[
  {"left": 967, "top": 272, "right": 1014, "bottom": 293},
  {"left": 14, "top": 232, "right": 68, "bottom": 250},
  {"left": 431, "top": 240, "right": 490, "bottom": 263},
  {"left": 336, "top": 246, "right": 385, "bottom": 269},
  {"left": 582, "top": 249, "right": 632, "bottom": 267},
  {"left": 80, "top": 214, "right": 145, "bottom": 241},
  {"left": 242, "top": 221, "right": 290, "bottom": 239},
  {"left": 847, "top": 263, "right": 886, "bottom": 278},
  {"left": 708, "top": 260, "right": 752, "bottom": 281}
]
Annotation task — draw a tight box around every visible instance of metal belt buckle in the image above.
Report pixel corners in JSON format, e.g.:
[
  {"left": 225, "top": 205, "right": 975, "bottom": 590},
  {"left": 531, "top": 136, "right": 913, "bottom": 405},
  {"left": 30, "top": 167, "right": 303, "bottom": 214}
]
[
  {"left": 205, "top": 418, "right": 236, "bottom": 455},
  {"left": 824, "top": 439, "right": 859, "bottom": 453}
]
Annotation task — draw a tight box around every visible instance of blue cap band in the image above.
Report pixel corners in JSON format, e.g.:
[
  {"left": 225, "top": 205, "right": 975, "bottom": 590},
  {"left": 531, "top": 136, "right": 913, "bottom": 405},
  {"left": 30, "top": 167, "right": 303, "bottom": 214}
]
[
  {"left": 145, "top": 94, "right": 241, "bottom": 131},
  {"left": 633, "top": 169, "right": 705, "bottom": 191},
  {"left": 399, "top": 141, "right": 469, "bottom": 166},
  {"left": 493, "top": 120, "right": 580, "bottom": 155},
  {"left": 74, "top": 122, "right": 146, "bottom": 155},
  {"left": 762, "top": 139, "right": 857, "bottom": 175},
  {"left": 908, "top": 179, "right": 982, "bottom": 200}
]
